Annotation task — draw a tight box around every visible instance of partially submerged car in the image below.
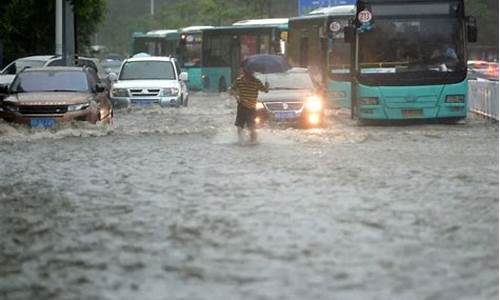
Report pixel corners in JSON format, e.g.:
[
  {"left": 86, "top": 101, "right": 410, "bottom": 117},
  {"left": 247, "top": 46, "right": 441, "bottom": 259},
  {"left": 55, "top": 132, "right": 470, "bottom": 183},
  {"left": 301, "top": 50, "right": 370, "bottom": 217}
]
[
  {"left": 255, "top": 68, "right": 325, "bottom": 127},
  {"left": 0, "top": 55, "right": 113, "bottom": 90},
  {"left": 0, "top": 67, "right": 112, "bottom": 127},
  {"left": 109, "top": 56, "right": 189, "bottom": 108}
]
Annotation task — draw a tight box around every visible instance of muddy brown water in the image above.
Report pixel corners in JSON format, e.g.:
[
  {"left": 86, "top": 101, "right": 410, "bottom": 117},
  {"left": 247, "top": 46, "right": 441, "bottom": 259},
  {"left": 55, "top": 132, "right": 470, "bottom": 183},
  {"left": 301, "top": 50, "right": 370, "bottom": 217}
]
[{"left": 0, "top": 93, "right": 498, "bottom": 300}]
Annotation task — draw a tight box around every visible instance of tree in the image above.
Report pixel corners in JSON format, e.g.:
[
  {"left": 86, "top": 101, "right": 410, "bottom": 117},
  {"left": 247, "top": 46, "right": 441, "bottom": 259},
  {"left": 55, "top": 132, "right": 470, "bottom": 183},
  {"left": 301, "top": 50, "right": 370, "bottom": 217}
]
[{"left": 0, "top": 0, "right": 106, "bottom": 67}]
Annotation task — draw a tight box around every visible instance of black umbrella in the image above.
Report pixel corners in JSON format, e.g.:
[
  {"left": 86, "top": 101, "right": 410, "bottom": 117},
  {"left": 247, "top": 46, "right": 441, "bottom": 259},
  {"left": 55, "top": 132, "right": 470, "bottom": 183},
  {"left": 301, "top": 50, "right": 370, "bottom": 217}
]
[{"left": 241, "top": 54, "right": 290, "bottom": 74}]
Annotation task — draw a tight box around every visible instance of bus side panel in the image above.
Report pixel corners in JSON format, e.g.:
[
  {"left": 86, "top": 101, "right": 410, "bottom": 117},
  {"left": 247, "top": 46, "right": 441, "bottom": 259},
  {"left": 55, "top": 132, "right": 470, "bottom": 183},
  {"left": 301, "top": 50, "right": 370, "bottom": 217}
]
[
  {"left": 201, "top": 67, "right": 231, "bottom": 93},
  {"left": 183, "top": 67, "right": 203, "bottom": 91},
  {"left": 357, "top": 81, "right": 468, "bottom": 120},
  {"left": 328, "top": 80, "right": 351, "bottom": 109}
]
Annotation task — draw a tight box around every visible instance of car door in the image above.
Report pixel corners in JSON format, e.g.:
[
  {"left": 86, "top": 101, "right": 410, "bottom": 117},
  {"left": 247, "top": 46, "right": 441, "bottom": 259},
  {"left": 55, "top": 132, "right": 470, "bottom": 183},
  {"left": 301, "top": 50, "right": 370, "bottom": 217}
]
[{"left": 174, "top": 59, "right": 188, "bottom": 100}]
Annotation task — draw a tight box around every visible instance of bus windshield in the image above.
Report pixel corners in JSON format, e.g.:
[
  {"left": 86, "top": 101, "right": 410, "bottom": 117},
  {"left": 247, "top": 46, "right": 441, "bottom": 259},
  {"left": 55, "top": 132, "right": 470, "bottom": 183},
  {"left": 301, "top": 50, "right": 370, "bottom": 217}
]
[
  {"left": 359, "top": 17, "right": 465, "bottom": 75},
  {"left": 181, "top": 34, "right": 202, "bottom": 67}
]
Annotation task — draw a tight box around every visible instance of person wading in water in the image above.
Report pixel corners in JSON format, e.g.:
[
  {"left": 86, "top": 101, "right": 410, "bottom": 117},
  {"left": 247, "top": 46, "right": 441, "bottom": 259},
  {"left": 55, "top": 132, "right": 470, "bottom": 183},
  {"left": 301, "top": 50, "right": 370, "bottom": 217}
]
[{"left": 230, "top": 68, "right": 269, "bottom": 144}]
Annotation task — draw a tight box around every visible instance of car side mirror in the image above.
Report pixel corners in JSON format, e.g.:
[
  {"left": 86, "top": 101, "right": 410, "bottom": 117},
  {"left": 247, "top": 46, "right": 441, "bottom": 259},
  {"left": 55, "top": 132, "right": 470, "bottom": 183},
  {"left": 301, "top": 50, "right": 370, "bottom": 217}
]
[
  {"left": 179, "top": 72, "right": 189, "bottom": 81},
  {"left": 0, "top": 84, "right": 9, "bottom": 93},
  {"left": 108, "top": 72, "right": 118, "bottom": 82},
  {"left": 466, "top": 16, "right": 478, "bottom": 43},
  {"left": 344, "top": 26, "right": 356, "bottom": 44}
]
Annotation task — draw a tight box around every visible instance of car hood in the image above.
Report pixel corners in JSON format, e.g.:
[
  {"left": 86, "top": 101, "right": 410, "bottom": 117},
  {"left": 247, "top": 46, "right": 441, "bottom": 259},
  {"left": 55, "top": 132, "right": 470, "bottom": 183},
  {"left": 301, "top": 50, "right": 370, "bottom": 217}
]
[
  {"left": 4, "top": 92, "right": 93, "bottom": 105},
  {"left": 0, "top": 75, "right": 15, "bottom": 86},
  {"left": 113, "top": 80, "right": 180, "bottom": 89},
  {"left": 259, "top": 89, "right": 313, "bottom": 102}
]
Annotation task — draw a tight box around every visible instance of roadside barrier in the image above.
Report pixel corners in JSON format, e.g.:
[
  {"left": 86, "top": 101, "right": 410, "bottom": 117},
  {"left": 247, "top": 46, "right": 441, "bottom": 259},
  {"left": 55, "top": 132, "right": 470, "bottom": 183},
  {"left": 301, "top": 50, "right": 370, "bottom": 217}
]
[{"left": 468, "top": 80, "right": 499, "bottom": 120}]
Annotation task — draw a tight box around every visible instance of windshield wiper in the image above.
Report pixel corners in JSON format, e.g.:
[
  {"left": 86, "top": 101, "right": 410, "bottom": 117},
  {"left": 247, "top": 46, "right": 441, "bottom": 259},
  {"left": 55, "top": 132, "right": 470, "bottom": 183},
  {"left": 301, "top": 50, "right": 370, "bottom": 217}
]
[{"left": 44, "top": 89, "right": 80, "bottom": 92}]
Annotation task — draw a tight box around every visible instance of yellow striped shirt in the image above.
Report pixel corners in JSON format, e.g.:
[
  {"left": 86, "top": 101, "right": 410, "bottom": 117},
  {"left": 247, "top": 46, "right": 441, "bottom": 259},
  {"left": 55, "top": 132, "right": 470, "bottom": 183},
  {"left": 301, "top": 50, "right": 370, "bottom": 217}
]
[{"left": 232, "top": 76, "right": 268, "bottom": 109}]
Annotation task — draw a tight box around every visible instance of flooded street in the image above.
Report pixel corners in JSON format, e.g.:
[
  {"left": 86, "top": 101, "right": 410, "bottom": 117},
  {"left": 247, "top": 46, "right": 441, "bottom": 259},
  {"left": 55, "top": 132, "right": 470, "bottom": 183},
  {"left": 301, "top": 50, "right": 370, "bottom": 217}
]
[{"left": 0, "top": 93, "right": 498, "bottom": 300}]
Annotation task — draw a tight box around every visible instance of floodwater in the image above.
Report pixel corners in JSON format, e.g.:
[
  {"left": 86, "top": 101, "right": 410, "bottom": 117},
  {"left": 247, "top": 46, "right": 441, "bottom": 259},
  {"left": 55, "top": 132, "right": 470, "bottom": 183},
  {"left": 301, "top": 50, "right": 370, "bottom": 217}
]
[{"left": 0, "top": 93, "right": 498, "bottom": 300}]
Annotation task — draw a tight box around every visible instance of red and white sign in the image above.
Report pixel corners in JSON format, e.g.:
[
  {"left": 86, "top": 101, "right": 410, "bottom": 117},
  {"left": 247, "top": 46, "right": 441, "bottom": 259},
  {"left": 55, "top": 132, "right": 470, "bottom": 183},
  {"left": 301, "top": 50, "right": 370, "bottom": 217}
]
[{"left": 358, "top": 10, "right": 372, "bottom": 23}]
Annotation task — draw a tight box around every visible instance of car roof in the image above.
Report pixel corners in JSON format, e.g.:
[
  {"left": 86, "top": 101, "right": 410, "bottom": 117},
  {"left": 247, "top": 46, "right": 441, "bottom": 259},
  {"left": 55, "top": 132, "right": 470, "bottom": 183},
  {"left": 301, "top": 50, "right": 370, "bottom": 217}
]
[
  {"left": 124, "top": 56, "right": 175, "bottom": 63},
  {"left": 22, "top": 66, "right": 86, "bottom": 72},
  {"left": 16, "top": 55, "right": 59, "bottom": 61},
  {"left": 181, "top": 26, "right": 215, "bottom": 32}
]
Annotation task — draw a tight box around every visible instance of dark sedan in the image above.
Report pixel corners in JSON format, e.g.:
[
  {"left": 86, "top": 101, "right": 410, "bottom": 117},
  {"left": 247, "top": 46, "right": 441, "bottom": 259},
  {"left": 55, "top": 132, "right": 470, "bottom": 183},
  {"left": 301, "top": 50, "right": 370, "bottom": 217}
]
[
  {"left": 255, "top": 68, "right": 324, "bottom": 128},
  {"left": 0, "top": 67, "right": 112, "bottom": 127}
]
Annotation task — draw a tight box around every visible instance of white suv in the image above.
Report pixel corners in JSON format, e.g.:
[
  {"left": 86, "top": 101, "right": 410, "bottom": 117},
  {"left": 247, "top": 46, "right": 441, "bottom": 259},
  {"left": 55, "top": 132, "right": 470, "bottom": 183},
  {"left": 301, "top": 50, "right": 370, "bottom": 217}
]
[{"left": 110, "top": 56, "right": 189, "bottom": 108}]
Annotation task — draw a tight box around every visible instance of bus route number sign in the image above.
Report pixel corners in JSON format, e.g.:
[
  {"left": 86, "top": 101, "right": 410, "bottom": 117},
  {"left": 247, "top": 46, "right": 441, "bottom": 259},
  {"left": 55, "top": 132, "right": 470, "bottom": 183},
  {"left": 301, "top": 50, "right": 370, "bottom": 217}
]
[
  {"left": 329, "top": 21, "right": 341, "bottom": 33},
  {"left": 358, "top": 10, "right": 372, "bottom": 23}
]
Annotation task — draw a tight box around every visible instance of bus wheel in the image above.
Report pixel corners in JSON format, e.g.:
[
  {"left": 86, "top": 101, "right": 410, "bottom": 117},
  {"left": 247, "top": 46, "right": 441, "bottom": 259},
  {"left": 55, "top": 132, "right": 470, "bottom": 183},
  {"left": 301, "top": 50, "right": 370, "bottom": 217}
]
[
  {"left": 218, "top": 77, "right": 227, "bottom": 93},
  {"left": 184, "top": 96, "right": 189, "bottom": 107}
]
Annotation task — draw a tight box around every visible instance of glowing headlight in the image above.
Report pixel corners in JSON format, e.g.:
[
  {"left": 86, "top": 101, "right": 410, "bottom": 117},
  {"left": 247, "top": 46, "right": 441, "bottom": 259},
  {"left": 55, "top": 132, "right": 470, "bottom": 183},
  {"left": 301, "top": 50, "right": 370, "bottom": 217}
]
[
  {"left": 256, "top": 102, "right": 264, "bottom": 110},
  {"left": 161, "top": 88, "right": 180, "bottom": 97},
  {"left": 111, "top": 88, "right": 128, "bottom": 97},
  {"left": 308, "top": 113, "right": 321, "bottom": 125},
  {"left": 305, "top": 96, "right": 323, "bottom": 112},
  {"left": 67, "top": 103, "right": 90, "bottom": 112}
]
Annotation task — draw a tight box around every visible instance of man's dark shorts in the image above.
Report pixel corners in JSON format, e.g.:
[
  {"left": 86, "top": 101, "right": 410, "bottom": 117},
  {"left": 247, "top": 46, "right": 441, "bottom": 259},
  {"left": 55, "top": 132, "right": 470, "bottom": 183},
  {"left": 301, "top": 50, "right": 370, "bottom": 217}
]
[{"left": 235, "top": 104, "right": 256, "bottom": 129}]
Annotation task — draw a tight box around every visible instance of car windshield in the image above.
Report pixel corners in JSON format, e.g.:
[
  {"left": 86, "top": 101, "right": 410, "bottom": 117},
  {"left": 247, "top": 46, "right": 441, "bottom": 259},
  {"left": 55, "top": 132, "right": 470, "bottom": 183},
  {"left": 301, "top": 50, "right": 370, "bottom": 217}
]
[
  {"left": 256, "top": 71, "right": 314, "bottom": 90},
  {"left": 10, "top": 70, "right": 89, "bottom": 93},
  {"left": 359, "top": 17, "right": 464, "bottom": 74},
  {"left": 119, "top": 61, "right": 176, "bottom": 80}
]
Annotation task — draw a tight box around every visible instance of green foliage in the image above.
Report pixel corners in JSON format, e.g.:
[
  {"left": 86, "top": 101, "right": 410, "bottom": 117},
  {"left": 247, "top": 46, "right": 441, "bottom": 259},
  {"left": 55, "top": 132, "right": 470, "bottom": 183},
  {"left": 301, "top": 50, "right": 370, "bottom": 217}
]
[
  {"left": 0, "top": 0, "right": 106, "bottom": 66},
  {"left": 465, "top": 0, "right": 498, "bottom": 46},
  {"left": 98, "top": 0, "right": 281, "bottom": 54}
]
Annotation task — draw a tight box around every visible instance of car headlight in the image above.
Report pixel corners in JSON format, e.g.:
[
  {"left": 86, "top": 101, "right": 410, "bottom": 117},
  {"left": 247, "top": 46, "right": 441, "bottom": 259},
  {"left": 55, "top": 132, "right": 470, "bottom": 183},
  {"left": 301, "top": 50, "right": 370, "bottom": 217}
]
[
  {"left": 160, "top": 88, "right": 180, "bottom": 97},
  {"left": 67, "top": 103, "right": 90, "bottom": 112},
  {"left": 3, "top": 102, "right": 18, "bottom": 112},
  {"left": 305, "top": 95, "right": 323, "bottom": 112},
  {"left": 359, "top": 97, "right": 379, "bottom": 105},
  {"left": 111, "top": 88, "right": 128, "bottom": 97},
  {"left": 446, "top": 95, "right": 465, "bottom": 103},
  {"left": 256, "top": 102, "right": 264, "bottom": 110}
]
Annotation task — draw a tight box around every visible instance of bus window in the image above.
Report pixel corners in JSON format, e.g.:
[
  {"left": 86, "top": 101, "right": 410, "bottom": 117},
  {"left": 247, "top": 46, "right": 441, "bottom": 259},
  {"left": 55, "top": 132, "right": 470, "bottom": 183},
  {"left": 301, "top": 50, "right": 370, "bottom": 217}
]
[
  {"left": 257, "top": 34, "right": 271, "bottom": 54},
  {"left": 203, "top": 35, "right": 231, "bottom": 67},
  {"left": 240, "top": 35, "right": 257, "bottom": 61},
  {"left": 182, "top": 34, "right": 202, "bottom": 67}
]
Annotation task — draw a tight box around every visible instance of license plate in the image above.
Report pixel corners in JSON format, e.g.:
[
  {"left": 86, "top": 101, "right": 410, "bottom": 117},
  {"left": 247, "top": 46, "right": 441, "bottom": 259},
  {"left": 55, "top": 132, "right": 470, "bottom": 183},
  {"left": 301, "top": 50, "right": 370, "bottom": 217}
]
[
  {"left": 402, "top": 109, "right": 423, "bottom": 118},
  {"left": 30, "top": 118, "right": 56, "bottom": 128},
  {"left": 274, "top": 112, "right": 296, "bottom": 121}
]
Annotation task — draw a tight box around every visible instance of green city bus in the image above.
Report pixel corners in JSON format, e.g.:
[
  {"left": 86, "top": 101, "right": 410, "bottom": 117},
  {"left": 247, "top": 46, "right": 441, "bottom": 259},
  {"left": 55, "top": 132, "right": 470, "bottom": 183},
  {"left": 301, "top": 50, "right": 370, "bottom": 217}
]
[
  {"left": 288, "top": 5, "right": 355, "bottom": 110},
  {"left": 345, "top": 0, "right": 477, "bottom": 122},
  {"left": 178, "top": 26, "right": 214, "bottom": 90},
  {"left": 201, "top": 19, "right": 289, "bottom": 93}
]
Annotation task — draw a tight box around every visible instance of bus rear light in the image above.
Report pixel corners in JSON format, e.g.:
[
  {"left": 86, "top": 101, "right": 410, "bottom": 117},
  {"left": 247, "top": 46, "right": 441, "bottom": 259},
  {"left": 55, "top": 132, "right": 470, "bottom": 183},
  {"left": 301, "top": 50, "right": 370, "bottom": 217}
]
[
  {"left": 446, "top": 95, "right": 465, "bottom": 103},
  {"left": 359, "top": 97, "right": 379, "bottom": 105}
]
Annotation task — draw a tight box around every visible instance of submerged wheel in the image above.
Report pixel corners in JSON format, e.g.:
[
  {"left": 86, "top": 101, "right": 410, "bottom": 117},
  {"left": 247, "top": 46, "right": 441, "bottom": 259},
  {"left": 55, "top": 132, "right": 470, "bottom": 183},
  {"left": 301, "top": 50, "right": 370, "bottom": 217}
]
[{"left": 218, "top": 77, "right": 227, "bottom": 93}]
